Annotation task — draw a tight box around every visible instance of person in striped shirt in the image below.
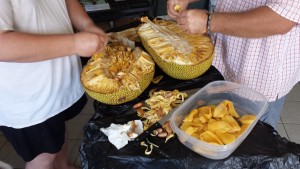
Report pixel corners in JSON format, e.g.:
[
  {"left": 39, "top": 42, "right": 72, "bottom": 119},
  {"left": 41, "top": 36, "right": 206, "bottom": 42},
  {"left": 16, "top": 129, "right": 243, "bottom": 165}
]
[{"left": 167, "top": 0, "right": 300, "bottom": 129}]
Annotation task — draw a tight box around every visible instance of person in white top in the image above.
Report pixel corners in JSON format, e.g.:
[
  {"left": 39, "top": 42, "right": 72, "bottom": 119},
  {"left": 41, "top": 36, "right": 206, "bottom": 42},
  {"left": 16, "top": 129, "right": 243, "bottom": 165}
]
[
  {"left": 167, "top": 0, "right": 300, "bottom": 128},
  {"left": 0, "top": 0, "right": 107, "bottom": 169}
]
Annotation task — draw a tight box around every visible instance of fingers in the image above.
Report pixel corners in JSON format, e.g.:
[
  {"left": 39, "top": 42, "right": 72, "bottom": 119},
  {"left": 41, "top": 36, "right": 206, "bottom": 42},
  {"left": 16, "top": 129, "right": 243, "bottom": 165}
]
[
  {"left": 73, "top": 31, "right": 107, "bottom": 57},
  {"left": 167, "top": 0, "right": 188, "bottom": 20},
  {"left": 95, "top": 34, "right": 107, "bottom": 53},
  {"left": 177, "top": 11, "right": 189, "bottom": 31},
  {"left": 167, "top": 0, "right": 180, "bottom": 19}
]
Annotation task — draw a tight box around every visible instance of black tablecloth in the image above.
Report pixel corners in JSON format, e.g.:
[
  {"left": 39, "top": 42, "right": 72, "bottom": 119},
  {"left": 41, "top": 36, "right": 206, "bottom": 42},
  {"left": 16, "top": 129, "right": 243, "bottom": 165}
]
[{"left": 79, "top": 66, "right": 300, "bottom": 169}]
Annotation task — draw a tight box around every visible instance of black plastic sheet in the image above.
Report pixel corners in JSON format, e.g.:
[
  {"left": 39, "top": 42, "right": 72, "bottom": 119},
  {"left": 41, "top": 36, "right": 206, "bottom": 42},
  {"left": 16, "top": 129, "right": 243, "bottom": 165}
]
[{"left": 80, "top": 115, "right": 300, "bottom": 169}]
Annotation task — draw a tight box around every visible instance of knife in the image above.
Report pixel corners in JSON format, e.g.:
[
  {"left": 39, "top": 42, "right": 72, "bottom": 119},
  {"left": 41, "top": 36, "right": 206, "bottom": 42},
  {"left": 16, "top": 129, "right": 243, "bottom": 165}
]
[{"left": 133, "top": 107, "right": 178, "bottom": 144}]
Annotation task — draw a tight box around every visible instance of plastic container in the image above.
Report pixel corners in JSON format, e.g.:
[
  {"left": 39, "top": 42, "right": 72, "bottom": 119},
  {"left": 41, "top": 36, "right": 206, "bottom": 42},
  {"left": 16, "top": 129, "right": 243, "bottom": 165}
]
[{"left": 170, "top": 80, "right": 269, "bottom": 159}]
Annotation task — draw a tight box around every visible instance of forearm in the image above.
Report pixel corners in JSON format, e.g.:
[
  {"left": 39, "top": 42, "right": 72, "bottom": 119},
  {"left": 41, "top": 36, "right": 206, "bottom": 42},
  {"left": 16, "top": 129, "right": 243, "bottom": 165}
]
[
  {"left": 210, "top": 6, "right": 296, "bottom": 38},
  {"left": 65, "top": 0, "right": 96, "bottom": 32},
  {"left": 0, "top": 31, "right": 75, "bottom": 62}
]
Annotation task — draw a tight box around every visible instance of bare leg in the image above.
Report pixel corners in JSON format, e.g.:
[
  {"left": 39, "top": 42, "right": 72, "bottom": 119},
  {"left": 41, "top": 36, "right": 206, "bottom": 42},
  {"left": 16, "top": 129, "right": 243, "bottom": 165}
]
[{"left": 25, "top": 153, "right": 56, "bottom": 169}]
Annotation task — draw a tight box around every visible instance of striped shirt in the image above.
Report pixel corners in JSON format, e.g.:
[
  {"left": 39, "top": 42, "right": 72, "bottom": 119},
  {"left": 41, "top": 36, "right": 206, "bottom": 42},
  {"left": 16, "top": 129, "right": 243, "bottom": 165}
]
[{"left": 211, "top": 0, "right": 300, "bottom": 101}]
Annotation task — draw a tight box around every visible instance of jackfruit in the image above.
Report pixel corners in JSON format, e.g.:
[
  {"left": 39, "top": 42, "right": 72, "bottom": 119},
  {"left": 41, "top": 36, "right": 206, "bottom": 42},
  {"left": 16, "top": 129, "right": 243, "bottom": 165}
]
[
  {"left": 137, "top": 17, "right": 214, "bottom": 80},
  {"left": 81, "top": 33, "right": 155, "bottom": 105}
]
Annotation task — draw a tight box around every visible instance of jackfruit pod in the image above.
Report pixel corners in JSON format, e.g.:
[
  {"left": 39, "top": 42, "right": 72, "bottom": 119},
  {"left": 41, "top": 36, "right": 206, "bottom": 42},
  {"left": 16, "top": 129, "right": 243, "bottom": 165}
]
[
  {"left": 215, "top": 132, "right": 236, "bottom": 145},
  {"left": 198, "top": 106, "right": 212, "bottom": 119},
  {"left": 239, "top": 115, "right": 256, "bottom": 125},
  {"left": 199, "top": 130, "right": 223, "bottom": 145},
  {"left": 183, "top": 109, "right": 198, "bottom": 122},
  {"left": 222, "top": 100, "right": 240, "bottom": 118},
  {"left": 221, "top": 114, "right": 241, "bottom": 133},
  {"left": 235, "top": 124, "right": 250, "bottom": 138},
  {"left": 213, "top": 103, "right": 228, "bottom": 118},
  {"left": 207, "top": 121, "right": 232, "bottom": 133}
]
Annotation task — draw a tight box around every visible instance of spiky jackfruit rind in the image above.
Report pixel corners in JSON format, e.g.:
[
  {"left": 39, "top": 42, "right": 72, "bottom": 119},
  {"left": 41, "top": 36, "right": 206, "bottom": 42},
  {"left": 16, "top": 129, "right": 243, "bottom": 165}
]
[
  {"left": 140, "top": 37, "right": 214, "bottom": 80},
  {"left": 84, "top": 70, "right": 154, "bottom": 105}
]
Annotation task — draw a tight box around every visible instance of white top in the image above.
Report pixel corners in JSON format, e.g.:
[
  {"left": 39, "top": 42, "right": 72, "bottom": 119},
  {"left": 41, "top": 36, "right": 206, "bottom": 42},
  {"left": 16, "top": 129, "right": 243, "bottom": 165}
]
[
  {"left": 0, "top": 0, "right": 85, "bottom": 128},
  {"left": 212, "top": 0, "right": 300, "bottom": 101}
]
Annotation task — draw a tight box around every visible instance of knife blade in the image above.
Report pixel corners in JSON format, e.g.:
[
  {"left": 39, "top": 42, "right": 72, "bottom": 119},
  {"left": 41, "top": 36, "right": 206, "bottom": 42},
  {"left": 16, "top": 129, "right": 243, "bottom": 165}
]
[{"left": 133, "top": 107, "right": 178, "bottom": 144}]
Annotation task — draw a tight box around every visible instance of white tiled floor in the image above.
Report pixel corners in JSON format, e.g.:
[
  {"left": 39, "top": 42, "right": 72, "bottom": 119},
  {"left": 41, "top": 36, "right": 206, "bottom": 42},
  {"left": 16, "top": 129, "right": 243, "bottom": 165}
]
[{"left": 1, "top": 82, "right": 300, "bottom": 168}]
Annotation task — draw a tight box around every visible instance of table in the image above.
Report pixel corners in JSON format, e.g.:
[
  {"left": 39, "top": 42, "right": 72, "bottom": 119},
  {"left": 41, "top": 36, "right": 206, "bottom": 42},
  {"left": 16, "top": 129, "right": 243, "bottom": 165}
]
[{"left": 79, "top": 66, "right": 300, "bottom": 169}]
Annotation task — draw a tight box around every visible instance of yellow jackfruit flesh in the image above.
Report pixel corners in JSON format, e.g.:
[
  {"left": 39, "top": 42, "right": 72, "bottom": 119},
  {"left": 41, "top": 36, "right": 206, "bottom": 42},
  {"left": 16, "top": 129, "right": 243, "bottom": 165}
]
[
  {"left": 239, "top": 115, "right": 256, "bottom": 125},
  {"left": 221, "top": 114, "right": 241, "bottom": 133},
  {"left": 215, "top": 132, "right": 236, "bottom": 145},
  {"left": 200, "top": 131, "right": 223, "bottom": 145},
  {"left": 222, "top": 100, "right": 240, "bottom": 118},
  {"left": 183, "top": 109, "right": 198, "bottom": 122},
  {"left": 138, "top": 17, "right": 214, "bottom": 80},
  {"left": 207, "top": 121, "right": 232, "bottom": 133},
  {"left": 213, "top": 103, "right": 228, "bottom": 118}
]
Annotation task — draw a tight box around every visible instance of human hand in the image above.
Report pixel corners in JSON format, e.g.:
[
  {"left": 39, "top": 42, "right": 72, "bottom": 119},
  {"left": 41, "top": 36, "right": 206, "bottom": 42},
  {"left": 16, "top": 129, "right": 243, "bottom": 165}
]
[
  {"left": 84, "top": 25, "right": 108, "bottom": 48},
  {"left": 84, "top": 25, "right": 108, "bottom": 52},
  {"left": 73, "top": 31, "right": 106, "bottom": 57},
  {"left": 167, "top": 0, "right": 189, "bottom": 20},
  {"left": 177, "top": 9, "right": 208, "bottom": 34}
]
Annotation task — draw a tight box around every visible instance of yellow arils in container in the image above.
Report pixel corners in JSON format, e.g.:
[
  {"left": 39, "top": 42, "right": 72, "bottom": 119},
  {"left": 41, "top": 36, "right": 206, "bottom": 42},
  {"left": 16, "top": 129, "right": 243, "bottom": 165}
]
[
  {"left": 180, "top": 100, "right": 256, "bottom": 145},
  {"left": 81, "top": 34, "right": 155, "bottom": 105},
  {"left": 138, "top": 17, "right": 214, "bottom": 80}
]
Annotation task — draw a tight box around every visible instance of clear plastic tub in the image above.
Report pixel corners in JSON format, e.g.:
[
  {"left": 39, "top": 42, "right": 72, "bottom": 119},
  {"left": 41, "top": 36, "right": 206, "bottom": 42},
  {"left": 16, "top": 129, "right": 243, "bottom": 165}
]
[{"left": 170, "top": 80, "right": 268, "bottom": 159}]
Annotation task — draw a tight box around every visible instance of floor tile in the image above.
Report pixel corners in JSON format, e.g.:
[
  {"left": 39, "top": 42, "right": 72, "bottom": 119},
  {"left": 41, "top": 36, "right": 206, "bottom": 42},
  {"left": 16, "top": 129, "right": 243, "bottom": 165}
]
[
  {"left": 281, "top": 101, "right": 300, "bottom": 124},
  {"left": 284, "top": 124, "right": 300, "bottom": 144},
  {"left": 66, "top": 114, "right": 93, "bottom": 140},
  {"left": 0, "top": 136, "right": 6, "bottom": 149},
  {"left": 67, "top": 139, "right": 82, "bottom": 166},
  {"left": 81, "top": 95, "right": 95, "bottom": 115},
  {"left": 75, "top": 154, "right": 82, "bottom": 166},
  {"left": 276, "top": 124, "right": 289, "bottom": 140},
  {"left": 278, "top": 117, "right": 283, "bottom": 124},
  {"left": 286, "top": 83, "right": 300, "bottom": 101},
  {"left": 0, "top": 142, "right": 25, "bottom": 169}
]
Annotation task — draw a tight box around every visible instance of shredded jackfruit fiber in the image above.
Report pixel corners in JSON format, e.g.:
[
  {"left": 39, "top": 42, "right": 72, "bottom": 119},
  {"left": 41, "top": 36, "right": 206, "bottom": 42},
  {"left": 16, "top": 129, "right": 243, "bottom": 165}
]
[{"left": 137, "top": 90, "right": 188, "bottom": 130}]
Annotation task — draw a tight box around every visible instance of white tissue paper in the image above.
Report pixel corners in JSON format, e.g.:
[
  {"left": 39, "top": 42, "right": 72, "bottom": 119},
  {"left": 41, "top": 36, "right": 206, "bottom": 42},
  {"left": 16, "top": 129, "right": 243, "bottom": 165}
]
[{"left": 100, "top": 120, "right": 143, "bottom": 149}]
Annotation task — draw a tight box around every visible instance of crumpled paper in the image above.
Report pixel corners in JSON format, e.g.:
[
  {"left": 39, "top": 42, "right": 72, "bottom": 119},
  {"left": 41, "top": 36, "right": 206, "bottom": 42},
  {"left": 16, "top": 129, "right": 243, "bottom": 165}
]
[{"left": 100, "top": 120, "right": 143, "bottom": 149}]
